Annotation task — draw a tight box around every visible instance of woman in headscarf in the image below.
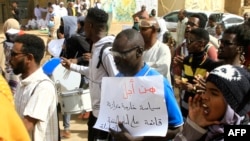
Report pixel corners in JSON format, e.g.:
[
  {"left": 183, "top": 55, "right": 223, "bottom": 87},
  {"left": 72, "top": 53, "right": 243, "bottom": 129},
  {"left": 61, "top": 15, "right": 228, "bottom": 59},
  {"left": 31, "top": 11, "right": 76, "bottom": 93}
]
[
  {"left": 1, "top": 18, "right": 23, "bottom": 95},
  {"left": 174, "top": 65, "right": 250, "bottom": 141}
]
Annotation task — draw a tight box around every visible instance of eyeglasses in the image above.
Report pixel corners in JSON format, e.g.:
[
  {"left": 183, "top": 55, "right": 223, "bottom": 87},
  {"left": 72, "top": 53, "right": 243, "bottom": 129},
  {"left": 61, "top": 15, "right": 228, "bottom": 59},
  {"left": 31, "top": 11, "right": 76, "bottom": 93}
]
[
  {"left": 187, "top": 39, "right": 203, "bottom": 44},
  {"left": 218, "top": 39, "right": 237, "bottom": 46},
  {"left": 186, "top": 22, "right": 198, "bottom": 27},
  {"left": 111, "top": 46, "right": 141, "bottom": 58},
  {"left": 139, "top": 20, "right": 157, "bottom": 28},
  {"left": 10, "top": 50, "right": 27, "bottom": 57}
]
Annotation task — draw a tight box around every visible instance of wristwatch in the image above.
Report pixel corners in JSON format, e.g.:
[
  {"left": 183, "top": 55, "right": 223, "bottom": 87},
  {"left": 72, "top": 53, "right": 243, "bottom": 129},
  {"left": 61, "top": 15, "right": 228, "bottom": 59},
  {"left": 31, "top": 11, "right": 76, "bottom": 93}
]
[{"left": 192, "top": 85, "right": 197, "bottom": 93}]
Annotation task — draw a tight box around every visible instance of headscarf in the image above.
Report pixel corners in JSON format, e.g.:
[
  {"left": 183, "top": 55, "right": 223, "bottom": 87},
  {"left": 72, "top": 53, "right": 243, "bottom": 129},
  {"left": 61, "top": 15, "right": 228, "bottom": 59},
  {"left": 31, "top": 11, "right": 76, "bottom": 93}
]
[{"left": 3, "top": 18, "right": 20, "bottom": 34}]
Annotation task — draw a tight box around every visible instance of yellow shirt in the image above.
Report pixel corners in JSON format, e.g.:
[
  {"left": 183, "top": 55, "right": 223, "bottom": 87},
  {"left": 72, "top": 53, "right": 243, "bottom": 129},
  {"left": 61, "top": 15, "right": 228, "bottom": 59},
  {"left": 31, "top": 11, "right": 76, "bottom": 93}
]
[
  {"left": 0, "top": 43, "right": 5, "bottom": 74},
  {"left": 72, "top": 7, "right": 76, "bottom": 16},
  {"left": 0, "top": 75, "right": 30, "bottom": 141}
]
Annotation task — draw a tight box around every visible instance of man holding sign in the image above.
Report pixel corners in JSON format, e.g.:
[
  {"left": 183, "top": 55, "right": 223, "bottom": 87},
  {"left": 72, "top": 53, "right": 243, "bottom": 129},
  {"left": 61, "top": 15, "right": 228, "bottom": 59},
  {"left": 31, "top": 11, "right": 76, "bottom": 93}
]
[{"left": 104, "top": 29, "right": 183, "bottom": 140}]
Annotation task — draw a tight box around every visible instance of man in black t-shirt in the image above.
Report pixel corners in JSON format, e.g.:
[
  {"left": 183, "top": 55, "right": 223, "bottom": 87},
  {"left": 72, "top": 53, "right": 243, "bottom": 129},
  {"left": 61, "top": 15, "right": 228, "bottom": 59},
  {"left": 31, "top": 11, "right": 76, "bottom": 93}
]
[
  {"left": 175, "top": 28, "right": 220, "bottom": 118},
  {"left": 11, "top": 1, "right": 21, "bottom": 24}
]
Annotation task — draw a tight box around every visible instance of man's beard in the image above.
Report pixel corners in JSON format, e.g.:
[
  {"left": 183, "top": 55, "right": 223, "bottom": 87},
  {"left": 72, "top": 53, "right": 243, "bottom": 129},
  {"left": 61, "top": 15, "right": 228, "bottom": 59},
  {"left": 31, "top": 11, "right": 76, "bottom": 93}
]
[{"left": 12, "top": 60, "right": 25, "bottom": 75}]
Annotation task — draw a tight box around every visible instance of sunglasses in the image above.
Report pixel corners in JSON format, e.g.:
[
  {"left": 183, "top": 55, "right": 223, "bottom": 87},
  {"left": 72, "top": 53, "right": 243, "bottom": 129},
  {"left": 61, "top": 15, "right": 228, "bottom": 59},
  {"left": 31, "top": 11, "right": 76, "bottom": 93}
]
[
  {"left": 111, "top": 46, "right": 141, "bottom": 58},
  {"left": 187, "top": 39, "right": 203, "bottom": 44},
  {"left": 10, "top": 50, "right": 27, "bottom": 57},
  {"left": 218, "top": 39, "right": 237, "bottom": 46},
  {"left": 186, "top": 22, "right": 198, "bottom": 27}
]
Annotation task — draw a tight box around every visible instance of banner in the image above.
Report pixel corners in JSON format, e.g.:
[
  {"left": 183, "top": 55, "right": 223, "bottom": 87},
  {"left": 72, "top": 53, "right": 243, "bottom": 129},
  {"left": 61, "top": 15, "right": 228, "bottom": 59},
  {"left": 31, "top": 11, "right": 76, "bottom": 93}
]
[{"left": 94, "top": 76, "right": 168, "bottom": 137}]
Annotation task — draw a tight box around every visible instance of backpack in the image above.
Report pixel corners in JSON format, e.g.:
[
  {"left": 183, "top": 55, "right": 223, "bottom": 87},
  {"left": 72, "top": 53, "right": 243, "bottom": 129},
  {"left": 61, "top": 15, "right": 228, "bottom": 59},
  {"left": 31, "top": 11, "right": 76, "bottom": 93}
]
[
  {"left": 96, "top": 42, "right": 113, "bottom": 75},
  {"left": 205, "top": 44, "right": 212, "bottom": 53}
]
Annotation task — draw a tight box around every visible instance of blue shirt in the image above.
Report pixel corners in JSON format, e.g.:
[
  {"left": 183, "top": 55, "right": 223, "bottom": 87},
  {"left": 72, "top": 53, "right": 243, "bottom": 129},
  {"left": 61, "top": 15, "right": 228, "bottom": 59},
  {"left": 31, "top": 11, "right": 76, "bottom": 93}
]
[{"left": 117, "top": 63, "right": 184, "bottom": 127}]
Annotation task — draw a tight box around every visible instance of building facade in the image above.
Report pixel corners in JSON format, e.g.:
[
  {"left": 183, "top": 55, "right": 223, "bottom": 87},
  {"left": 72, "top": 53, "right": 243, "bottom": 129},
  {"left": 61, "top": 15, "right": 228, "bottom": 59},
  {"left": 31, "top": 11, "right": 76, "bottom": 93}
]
[{"left": 0, "top": 0, "right": 248, "bottom": 24}]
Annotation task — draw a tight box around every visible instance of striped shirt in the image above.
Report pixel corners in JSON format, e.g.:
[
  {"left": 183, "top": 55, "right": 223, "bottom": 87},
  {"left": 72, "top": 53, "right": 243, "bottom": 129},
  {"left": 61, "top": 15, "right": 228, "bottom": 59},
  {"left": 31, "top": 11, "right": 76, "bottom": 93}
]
[{"left": 15, "top": 68, "right": 58, "bottom": 141}]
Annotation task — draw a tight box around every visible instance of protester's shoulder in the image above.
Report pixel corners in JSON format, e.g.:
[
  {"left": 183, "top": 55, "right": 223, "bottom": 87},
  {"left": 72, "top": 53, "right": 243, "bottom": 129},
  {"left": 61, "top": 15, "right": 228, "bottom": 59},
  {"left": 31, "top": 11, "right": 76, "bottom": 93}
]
[
  {"left": 70, "top": 33, "right": 87, "bottom": 41},
  {"left": 132, "top": 11, "right": 140, "bottom": 16},
  {"left": 208, "top": 34, "right": 219, "bottom": 48},
  {"left": 206, "top": 43, "right": 218, "bottom": 57},
  {"left": 204, "top": 58, "right": 221, "bottom": 71},
  {"left": 100, "top": 35, "right": 115, "bottom": 47},
  {"left": 206, "top": 42, "right": 217, "bottom": 49},
  {"left": 36, "top": 69, "right": 55, "bottom": 86},
  {"left": 101, "top": 42, "right": 113, "bottom": 56},
  {"left": 156, "top": 41, "right": 170, "bottom": 51},
  {"left": 106, "top": 34, "right": 116, "bottom": 40},
  {"left": 157, "top": 40, "right": 168, "bottom": 46},
  {"left": 146, "top": 67, "right": 163, "bottom": 76}
]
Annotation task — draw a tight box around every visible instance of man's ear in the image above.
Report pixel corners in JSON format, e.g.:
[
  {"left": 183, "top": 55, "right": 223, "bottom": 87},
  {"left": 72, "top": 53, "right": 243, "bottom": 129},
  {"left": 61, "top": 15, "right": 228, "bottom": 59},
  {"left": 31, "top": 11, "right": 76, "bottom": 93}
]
[
  {"left": 26, "top": 53, "right": 34, "bottom": 61},
  {"left": 237, "top": 46, "right": 244, "bottom": 53}
]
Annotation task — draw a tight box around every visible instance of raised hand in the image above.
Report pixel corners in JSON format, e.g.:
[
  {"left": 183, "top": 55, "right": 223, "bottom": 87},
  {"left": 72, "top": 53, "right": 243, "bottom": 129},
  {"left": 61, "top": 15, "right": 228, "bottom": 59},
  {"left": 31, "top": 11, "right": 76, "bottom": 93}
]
[
  {"left": 82, "top": 53, "right": 91, "bottom": 61},
  {"left": 188, "top": 94, "right": 220, "bottom": 128},
  {"left": 193, "top": 74, "right": 206, "bottom": 93},
  {"left": 110, "top": 122, "right": 142, "bottom": 141},
  {"left": 61, "top": 57, "right": 71, "bottom": 69}
]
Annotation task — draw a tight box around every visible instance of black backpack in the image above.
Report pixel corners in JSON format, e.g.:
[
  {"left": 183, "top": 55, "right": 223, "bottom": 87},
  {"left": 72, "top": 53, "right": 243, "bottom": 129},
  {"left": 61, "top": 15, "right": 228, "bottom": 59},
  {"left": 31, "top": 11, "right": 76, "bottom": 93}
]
[{"left": 96, "top": 42, "right": 113, "bottom": 75}]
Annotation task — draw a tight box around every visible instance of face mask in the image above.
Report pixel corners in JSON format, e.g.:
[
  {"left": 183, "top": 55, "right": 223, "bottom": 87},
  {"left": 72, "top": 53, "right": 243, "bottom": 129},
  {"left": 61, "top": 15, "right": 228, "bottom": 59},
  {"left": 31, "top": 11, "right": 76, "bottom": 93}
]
[{"left": 48, "top": 21, "right": 55, "bottom": 28}]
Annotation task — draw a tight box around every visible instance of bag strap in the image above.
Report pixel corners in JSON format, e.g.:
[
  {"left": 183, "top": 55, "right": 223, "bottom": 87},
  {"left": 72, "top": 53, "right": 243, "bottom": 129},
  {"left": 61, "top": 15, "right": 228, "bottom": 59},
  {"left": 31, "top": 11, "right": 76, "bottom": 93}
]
[
  {"left": 96, "top": 42, "right": 112, "bottom": 69},
  {"left": 29, "top": 79, "right": 60, "bottom": 141},
  {"left": 204, "top": 44, "right": 211, "bottom": 53},
  {"left": 30, "top": 79, "right": 52, "bottom": 96}
]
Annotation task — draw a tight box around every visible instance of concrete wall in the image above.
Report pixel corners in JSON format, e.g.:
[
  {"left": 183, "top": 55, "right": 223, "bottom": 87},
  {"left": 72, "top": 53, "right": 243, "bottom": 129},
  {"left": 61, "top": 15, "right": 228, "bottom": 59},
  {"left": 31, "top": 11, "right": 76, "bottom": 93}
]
[
  {"left": 158, "top": 0, "right": 225, "bottom": 17},
  {"left": 0, "top": 0, "right": 30, "bottom": 24},
  {"left": 0, "top": 0, "right": 8, "bottom": 23},
  {"left": 225, "top": 0, "right": 242, "bottom": 15},
  {"left": 0, "top": 0, "right": 244, "bottom": 23},
  {"left": 185, "top": 0, "right": 225, "bottom": 12},
  {"left": 158, "top": 0, "right": 185, "bottom": 17}
]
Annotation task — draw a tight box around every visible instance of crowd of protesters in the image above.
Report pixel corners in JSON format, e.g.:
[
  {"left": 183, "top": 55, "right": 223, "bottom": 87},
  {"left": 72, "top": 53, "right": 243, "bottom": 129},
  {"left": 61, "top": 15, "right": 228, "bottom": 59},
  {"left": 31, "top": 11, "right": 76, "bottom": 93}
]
[{"left": 1, "top": 1, "right": 250, "bottom": 141}]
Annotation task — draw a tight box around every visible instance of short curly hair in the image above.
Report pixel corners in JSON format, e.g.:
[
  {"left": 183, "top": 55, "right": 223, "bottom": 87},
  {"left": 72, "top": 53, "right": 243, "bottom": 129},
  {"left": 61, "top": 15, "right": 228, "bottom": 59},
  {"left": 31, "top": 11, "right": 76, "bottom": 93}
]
[
  {"left": 190, "top": 13, "right": 207, "bottom": 28},
  {"left": 86, "top": 8, "right": 109, "bottom": 31},
  {"left": 190, "top": 28, "right": 209, "bottom": 45},
  {"left": 14, "top": 34, "right": 45, "bottom": 64}
]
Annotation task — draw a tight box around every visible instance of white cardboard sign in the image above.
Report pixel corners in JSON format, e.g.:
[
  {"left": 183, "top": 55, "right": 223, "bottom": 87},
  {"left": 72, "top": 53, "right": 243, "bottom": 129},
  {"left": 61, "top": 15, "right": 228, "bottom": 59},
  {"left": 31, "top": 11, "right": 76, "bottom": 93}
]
[{"left": 94, "top": 76, "right": 168, "bottom": 137}]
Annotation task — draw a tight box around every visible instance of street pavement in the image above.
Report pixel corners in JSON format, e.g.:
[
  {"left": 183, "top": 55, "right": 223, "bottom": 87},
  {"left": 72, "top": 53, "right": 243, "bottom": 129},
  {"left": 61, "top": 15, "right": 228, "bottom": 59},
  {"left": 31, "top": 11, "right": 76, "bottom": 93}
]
[{"left": 58, "top": 113, "right": 88, "bottom": 140}]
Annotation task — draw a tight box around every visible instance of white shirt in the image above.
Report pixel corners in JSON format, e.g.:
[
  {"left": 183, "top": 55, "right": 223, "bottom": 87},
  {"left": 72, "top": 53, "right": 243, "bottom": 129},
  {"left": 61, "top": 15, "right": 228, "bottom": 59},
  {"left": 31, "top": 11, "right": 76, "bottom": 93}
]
[
  {"left": 74, "top": 3, "right": 81, "bottom": 13},
  {"left": 34, "top": 7, "right": 47, "bottom": 19},
  {"left": 58, "top": 6, "right": 68, "bottom": 17},
  {"left": 157, "top": 17, "right": 168, "bottom": 42},
  {"left": 52, "top": 4, "right": 60, "bottom": 16},
  {"left": 37, "top": 19, "right": 47, "bottom": 28},
  {"left": 70, "top": 36, "right": 118, "bottom": 117},
  {"left": 26, "top": 18, "right": 37, "bottom": 29},
  {"left": 14, "top": 68, "right": 58, "bottom": 141},
  {"left": 176, "top": 17, "right": 188, "bottom": 47},
  {"left": 82, "top": 0, "right": 90, "bottom": 9},
  {"left": 143, "top": 40, "right": 172, "bottom": 86}
]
